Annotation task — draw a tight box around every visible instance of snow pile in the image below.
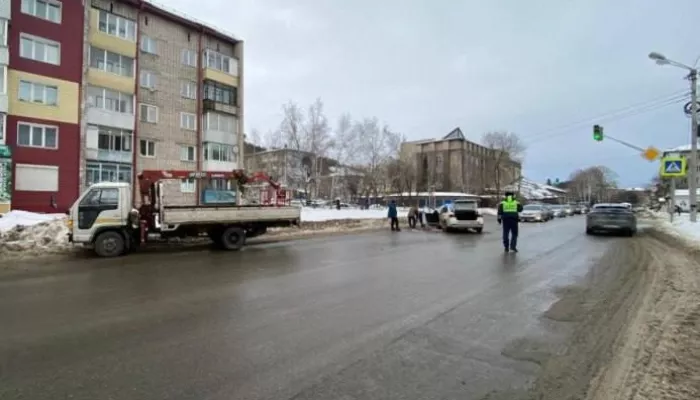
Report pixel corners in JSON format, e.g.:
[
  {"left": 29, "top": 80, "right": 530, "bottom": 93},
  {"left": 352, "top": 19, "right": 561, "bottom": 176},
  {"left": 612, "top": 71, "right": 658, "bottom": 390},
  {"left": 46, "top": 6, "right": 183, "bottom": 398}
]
[
  {"left": 0, "top": 211, "right": 70, "bottom": 258},
  {"left": 479, "top": 208, "right": 498, "bottom": 216},
  {"left": 300, "top": 207, "right": 408, "bottom": 222},
  {"left": 654, "top": 214, "right": 700, "bottom": 245}
]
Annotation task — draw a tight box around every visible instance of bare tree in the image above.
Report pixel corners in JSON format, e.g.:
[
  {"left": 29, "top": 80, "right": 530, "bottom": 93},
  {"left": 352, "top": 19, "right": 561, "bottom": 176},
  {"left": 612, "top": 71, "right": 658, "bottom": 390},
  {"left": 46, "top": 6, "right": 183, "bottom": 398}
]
[
  {"left": 569, "top": 166, "right": 618, "bottom": 203},
  {"left": 481, "top": 131, "right": 526, "bottom": 196},
  {"left": 354, "top": 118, "right": 399, "bottom": 199}
]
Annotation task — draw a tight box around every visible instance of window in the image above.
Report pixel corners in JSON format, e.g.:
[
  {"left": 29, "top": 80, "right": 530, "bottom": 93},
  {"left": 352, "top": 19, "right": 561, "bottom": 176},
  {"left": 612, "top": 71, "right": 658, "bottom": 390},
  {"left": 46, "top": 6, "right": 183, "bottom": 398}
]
[
  {"left": 204, "top": 49, "right": 238, "bottom": 75},
  {"left": 86, "top": 162, "right": 132, "bottom": 186},
  {"left": 18, "top": 81, "right": 58, "bottom": 105},
  {"left": 180, "top": 80, "right": 197, "bottom": 99},
  {"left": 139, "top": 70, "right": 157, "bottom": 89},
  {"left": 139, "top": 104, "right": 158, "bottom": 123},
  {"left": 21, "top": 0, "right": 62, "bottom": 23},
  {"left": 0, "top": 65, "right": 5, "bottom": 94},
  {"left": 203, "top": 143, "right": 238, "bottom": 162},
  {"left": 180, "top": 113, "right": 196, "bottom": 130},
  {"left": 181, "top": 49, "right": 197, "bottom": 67},
  {"left": 17, "top": 122, "right": 58, "bottom": 149},
  {"left": 15, "top": 164, "right": 59, "bottom": 192},
  {"left": 0, "top": 19, "right": 7, "bottom": 47},
  {"left": 89, "top": 47, "right": 134, "bottom": 77},
  {"left": 180, "top": 178, "right": 196, "bottom": 193},
  {"left": 203, "top": 112, "right": 236, "bottom": 133},
  {"left": 96, "top": 126, "right": 132, "bottom": 152},
  {"left": 203, "top": 81, "right": 237, "bottom": 106},
  {"left": 140, "top": 36, "right": 157, "bottom": 54},
  {"left": 0, "top": 114, "right": 5, "bottom": 145},
  {"left": 98, "top": 9, "right": 136, "bottom": 41},
  {"left": 19, "top": 34, "right": 60, "bottom": 65},
  {"left": 80, "top": 187, "right": 119, "bottom": 206},
  {"left": 139, "top": 139, "right": 155, "bottom": 157},
  {"left": 87, "top": 86, "right": 134, "bottom": 114},
  {"left": 180, "top": 145, "right": 196, "bottom": 162}
]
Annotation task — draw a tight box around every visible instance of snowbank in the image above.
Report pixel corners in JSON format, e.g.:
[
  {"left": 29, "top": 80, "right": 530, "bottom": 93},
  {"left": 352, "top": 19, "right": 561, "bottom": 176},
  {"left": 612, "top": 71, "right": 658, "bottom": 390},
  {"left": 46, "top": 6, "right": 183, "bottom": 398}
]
[
  {"left": 479, "top": 208, "right": 498, "bottom": 216},
  {"left": 300, "top": 208, "right": 407, "bottom": 221},
  {"left": 653, "top": 213, "right": 700, "bottom": 245},
  {"left": 0, "top": 211, "right": 70, "bottom": 258}
]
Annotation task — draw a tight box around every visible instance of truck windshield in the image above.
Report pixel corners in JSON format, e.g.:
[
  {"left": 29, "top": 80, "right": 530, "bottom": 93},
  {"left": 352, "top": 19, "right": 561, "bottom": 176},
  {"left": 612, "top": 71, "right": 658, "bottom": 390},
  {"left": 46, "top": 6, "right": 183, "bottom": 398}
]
[{"left": 453, "top": 202, "right": 477, "bottom": 211}]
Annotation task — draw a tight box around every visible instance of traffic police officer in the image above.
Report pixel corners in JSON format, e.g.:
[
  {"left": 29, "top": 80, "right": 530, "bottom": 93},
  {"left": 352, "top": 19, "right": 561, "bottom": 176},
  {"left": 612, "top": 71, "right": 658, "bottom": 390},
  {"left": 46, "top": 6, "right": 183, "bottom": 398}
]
[{"left": 497, "top": 191, "right": 523, "bottom": 252}]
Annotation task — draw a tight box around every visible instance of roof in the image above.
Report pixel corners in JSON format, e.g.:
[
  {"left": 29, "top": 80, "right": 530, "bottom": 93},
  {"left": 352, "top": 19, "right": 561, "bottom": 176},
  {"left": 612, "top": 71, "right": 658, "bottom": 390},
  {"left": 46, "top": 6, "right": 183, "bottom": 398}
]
[
  {"left": 122, "top": 0, "right": 241, "bottom": 43},
  {"left": 443, "top": 127, "right": 465, "bottom": 140}
]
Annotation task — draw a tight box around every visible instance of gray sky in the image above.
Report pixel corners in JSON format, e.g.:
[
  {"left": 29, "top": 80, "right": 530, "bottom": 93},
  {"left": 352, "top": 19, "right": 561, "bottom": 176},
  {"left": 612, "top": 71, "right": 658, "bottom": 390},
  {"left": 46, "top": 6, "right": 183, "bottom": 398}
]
[{"left": 164, "top": 0, "right": 698, "bottom": 187}]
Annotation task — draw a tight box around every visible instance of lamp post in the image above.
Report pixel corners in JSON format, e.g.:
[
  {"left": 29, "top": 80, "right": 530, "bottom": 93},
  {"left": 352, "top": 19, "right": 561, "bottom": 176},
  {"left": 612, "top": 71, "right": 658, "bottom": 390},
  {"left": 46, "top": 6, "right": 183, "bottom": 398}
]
[{"left": 649, "top": 52, "right": 698, "bottom": 222}]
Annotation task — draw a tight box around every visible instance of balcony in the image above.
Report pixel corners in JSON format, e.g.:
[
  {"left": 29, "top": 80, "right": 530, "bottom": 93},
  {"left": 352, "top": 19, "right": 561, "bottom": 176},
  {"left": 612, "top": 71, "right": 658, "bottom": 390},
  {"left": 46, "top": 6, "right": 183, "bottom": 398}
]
[
  {"left": 85, "top": 148, "right": 132, "bottom": 163},
  {"left": 203, "top": 68, "right": 238, "bottom": 88},
  {"left": 87, "top": 69, "right": 135, "bottom": 94},
  {"left": 86, "top": 108, "right": 134, "bottom": 131},
  {"left": 202, "top": 160, "right": 238, "bottom": 172},
  {"left": 88, "top": 8, "right": 137, "bottom": 58},
  {"left": 202, "top": 99, "right": 236, "bottom": 116}
]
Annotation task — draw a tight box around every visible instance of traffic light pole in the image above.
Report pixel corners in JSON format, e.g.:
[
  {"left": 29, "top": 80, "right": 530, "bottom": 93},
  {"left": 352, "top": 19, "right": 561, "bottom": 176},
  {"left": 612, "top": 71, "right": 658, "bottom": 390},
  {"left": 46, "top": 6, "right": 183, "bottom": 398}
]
[{"left": 689, "top": 69, "right": 698, "bottom": 222}]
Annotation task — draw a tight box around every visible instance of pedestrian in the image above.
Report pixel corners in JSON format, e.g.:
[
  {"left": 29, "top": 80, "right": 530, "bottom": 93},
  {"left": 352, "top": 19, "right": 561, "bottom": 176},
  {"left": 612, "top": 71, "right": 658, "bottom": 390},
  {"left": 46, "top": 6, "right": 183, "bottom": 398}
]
[
  {"left": 388, "top": 200, "right": 400, "bottom": 231},
  {"left": 497, "top": 191, "right": 523, "bottom": 252},
  {"left": 408, "top": 205, "right": 418, "bottom": 229}
]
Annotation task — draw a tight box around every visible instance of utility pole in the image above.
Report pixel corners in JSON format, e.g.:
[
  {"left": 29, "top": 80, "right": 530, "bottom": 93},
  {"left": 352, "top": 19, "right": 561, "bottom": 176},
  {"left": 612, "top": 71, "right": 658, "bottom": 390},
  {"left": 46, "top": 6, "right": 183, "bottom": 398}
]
[{"left": 689, "top": 69, "right": 698, "bottom": 222}]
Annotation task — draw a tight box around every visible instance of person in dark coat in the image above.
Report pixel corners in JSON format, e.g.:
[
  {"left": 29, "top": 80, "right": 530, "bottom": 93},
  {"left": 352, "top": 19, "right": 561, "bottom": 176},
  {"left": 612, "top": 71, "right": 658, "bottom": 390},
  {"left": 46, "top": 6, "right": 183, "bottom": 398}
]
[
  {"left": 408, "top": 206, "right": 418, "bottom": 228},
  {"left": 388, "top": 200, "right": 400, "bottom": 231},
  {"left": 497, "top": 191, "right": 523, "bottom": 252}
]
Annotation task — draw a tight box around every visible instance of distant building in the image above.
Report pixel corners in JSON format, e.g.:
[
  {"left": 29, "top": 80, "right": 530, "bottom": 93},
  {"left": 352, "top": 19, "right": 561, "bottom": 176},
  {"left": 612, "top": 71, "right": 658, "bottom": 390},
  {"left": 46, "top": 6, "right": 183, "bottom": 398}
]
[{"left": 401, "top": 128, "right": 521, "bottom": 195}]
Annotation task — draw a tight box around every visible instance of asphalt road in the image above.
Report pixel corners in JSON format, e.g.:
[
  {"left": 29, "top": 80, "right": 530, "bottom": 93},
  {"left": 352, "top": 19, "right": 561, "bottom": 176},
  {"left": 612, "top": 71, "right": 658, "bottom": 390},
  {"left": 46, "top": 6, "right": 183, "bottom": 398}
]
[{"left": 0, "top": 215, "right": 621, "bottom": 400}]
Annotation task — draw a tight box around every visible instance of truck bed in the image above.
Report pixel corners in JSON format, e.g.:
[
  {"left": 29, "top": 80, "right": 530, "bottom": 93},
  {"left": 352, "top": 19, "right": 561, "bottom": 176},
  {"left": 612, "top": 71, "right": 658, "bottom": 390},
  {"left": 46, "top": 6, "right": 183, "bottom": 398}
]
[{"left": 162, "top": 205, "right": 301, "bottom": 226}]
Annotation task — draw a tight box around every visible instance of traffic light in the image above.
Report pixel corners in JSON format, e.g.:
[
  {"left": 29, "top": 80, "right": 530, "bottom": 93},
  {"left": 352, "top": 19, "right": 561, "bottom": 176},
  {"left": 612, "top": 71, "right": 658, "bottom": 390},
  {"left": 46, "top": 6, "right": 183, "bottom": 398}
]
[{"left": 593, "top": 125, "right": 604, "bottom": 141}]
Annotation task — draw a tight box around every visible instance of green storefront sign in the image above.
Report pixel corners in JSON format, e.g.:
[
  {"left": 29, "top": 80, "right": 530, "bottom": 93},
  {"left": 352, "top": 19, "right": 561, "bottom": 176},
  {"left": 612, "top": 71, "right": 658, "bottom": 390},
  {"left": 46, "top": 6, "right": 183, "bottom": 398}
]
[{"left": 0, "top": 145, "right": 12, "bottom": 204}]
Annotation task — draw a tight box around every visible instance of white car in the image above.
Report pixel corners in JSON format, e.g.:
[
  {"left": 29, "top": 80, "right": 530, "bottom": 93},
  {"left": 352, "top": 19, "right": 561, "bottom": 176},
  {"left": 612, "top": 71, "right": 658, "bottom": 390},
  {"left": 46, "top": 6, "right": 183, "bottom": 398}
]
[{"left": 438, "top": 200, "right": 484, "bottom": 233}]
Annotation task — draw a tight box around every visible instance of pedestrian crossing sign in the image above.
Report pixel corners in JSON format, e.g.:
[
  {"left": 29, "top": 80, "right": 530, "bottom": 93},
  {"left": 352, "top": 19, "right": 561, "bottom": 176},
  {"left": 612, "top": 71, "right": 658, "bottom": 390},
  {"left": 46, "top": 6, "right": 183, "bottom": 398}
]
[{"left": 660, "top": 156, "right": 686, "bottom": 177}]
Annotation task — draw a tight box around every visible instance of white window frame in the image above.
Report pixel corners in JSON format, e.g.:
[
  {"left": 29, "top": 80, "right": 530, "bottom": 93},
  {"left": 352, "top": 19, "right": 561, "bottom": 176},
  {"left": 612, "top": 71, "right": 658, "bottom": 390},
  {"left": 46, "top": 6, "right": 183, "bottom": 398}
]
[
  {"left": 203, "top": 112, "right": 236, "bottom": 133},
  {"left": 203, "top": 49, "right": 238, "bottom": 76},
  {"left": 203, "top": 142, "right": 237, "bottom": 162},
  {"left": 16, "top": 121, "right": 59, "bottom": 149},
  {"left": 96, "top": 126, "right": 132, "bottom": 152},
  {"left": 180, "top": 145, "right": 196, "bottom": 162},
  {"left": 87, "top": 86, "right": 134, "bottom": 114},
  {"left": 0, "top": 65, "right": 6, "bottom": 95},
  {"left": 140, "top": 36, "right": 158, "bottom": 55},
  {"left": 180, "top": 112, "right": 196, "bottom": 131},
  {"left": 15, "top": 163, "right": 59, "bottom": 192},
  {"left": 21, "top": 0, "right": 62, "bottom": 23},
  {"left": 98, "top": 9, "right": 136, "bottom": 42},
  {"left": 0, "top": 114, "right": 5, "bottom": 145},
  {"left": 19, "top": 33, "right": 61, "bottom": 65},
  {"left": 181, "top": 49, "right": 197, "bottom": 67},
  {"left": 180, "top": 178, "right": 196, "bottom": 193},
  {"left": 139, "top": 104, "right": 158, "bottom": 123},
  {"left": 0, "top": 19, "right": 8, "bottom": 48},
  {"left": 89, "top": 46, "right": 134, "bottom": 77},
  {"left": 18, "top": 80, "right": 59, "bottom": 106},
  {"left": 139, "top": 139, "right": 156, "bottom": 157},
  {"left": 180, "top": 80, "right": 196, "bottom": 99},
  {"left": 139, "top": 70, "right": 157, "bottom": 89}
]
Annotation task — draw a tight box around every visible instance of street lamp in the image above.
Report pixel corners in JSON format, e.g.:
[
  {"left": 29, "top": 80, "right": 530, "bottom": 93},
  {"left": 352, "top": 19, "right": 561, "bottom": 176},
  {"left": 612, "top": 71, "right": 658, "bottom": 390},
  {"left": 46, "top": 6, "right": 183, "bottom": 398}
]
[{"left": 649, "top": 51, "right": 699, "bottom": 222}]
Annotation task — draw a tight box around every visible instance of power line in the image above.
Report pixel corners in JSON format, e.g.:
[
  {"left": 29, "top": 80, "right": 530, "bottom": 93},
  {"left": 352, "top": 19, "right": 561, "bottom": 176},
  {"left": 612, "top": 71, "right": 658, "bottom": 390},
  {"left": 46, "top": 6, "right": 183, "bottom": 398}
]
[{"left": 521, "top": 90, "right": 690, "bottom": 145}]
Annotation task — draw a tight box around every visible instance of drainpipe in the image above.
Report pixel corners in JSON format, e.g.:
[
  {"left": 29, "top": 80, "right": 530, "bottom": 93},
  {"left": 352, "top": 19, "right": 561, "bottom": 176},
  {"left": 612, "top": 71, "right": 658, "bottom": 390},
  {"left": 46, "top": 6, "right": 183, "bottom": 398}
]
[
  {"left": 132, "top": 0, "right": 144, "bottom": 206},
  {"left": 195, "top": 27, "right": 204, "bottom": 205}
]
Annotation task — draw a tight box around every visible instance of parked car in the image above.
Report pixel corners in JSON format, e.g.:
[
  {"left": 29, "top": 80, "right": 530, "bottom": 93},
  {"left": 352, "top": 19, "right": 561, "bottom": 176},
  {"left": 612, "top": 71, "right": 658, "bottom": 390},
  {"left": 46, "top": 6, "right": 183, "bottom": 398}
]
[
  {"left": 586, "top": 203, "right": 637, "bottom": 236},
  {"left": 569, "top": 203, "right": 583, "bottom": 214},
  {"left": 550, "top": 205, "right": 567, "bottom": 218},
  {"left": 541, "top": 205, "right": 555, "bottom": 220},
  {"left": 438, "top": 199, "right": 484, "bottom": 233},
  {"left": 520, "top": 204, "right": 550, "bottom": 222},
  {"left": 563, "top": 205, "right": 575, "bottom": 216}
]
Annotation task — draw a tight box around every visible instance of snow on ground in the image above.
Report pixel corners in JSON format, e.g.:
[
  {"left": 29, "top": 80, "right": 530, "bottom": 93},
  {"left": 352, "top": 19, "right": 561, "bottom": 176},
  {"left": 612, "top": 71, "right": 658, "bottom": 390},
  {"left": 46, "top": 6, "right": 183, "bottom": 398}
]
[
  {"left": 479, "top": 208, "right": 498, "bottom": 216},
  {"left": 653, "top": 213, "right": 700, "bottom": 245},
  {"left": 300, "top": 207, "right": 408, "bottom": 221},
  {"left": 0, "top": 211, "right": 70, "bottom": 257}
]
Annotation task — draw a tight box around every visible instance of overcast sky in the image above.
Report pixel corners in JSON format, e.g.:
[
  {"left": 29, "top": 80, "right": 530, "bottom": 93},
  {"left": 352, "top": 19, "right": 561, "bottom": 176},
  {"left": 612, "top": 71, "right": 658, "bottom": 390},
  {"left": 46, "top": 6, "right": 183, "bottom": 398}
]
[{"left": 163, "top": 0, "right": 698, "bottom": 187}]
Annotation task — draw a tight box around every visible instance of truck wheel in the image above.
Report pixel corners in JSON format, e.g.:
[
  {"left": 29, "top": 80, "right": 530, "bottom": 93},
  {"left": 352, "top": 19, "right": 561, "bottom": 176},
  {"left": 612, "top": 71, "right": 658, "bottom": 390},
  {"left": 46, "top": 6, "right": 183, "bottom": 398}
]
[
  {"left": 220, "top": 226, "right": 246, "bottom": 251},
  {"left": 474, "top": 227, "right": 483, "bottom": 234},
  {"left": 94, "top": 231, "right": 125, "bottom": 257}
]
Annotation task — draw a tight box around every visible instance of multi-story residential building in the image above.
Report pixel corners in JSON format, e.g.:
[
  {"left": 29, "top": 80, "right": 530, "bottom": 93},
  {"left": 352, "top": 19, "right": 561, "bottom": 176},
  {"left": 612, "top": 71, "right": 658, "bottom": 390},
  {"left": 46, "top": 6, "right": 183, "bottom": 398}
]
[
  {"left": 401, "top": 128, "right": 522, "bottom": 195},
  {"left": 6, "top": 0, "right": 83, "bottom": 212},
  {"left": 1, "top": 0, "right": 243, "bottom": 212},
  {"left": 0, "top": 0, "right": 10, "bottom": 213}
]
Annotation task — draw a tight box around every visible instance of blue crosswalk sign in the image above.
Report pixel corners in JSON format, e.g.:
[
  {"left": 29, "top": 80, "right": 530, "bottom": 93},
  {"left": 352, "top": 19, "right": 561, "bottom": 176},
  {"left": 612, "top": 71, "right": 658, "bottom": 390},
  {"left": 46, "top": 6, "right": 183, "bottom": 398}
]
[{"left": 660, "top": 157, "right": 686, "bottom": 177}]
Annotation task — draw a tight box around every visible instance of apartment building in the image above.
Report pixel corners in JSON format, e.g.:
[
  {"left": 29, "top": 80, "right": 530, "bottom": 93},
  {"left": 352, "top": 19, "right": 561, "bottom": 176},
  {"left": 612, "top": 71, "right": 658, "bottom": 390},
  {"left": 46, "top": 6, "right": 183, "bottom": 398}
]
[
  {"left": 0, "top": 0, "right": 241, "bottom": 213},
  {"left": 5, "top": 0, "right": 83, "bottom": 212},
  {"left": 84, "top": 0, "right": 243, "bottom": 206},
  {"left": 401, "top": 128, "right": 522, "bottom": 195},
  {"left": 0, "top": 0, "right": 10, "bottom": 212}
]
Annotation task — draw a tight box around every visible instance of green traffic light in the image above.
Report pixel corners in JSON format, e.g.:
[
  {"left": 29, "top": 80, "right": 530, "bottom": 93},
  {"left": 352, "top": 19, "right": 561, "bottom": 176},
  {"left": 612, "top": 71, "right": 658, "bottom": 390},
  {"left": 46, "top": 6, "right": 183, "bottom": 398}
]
[{"left": 593, "top": 124, "right": 604, "bottom": 141}]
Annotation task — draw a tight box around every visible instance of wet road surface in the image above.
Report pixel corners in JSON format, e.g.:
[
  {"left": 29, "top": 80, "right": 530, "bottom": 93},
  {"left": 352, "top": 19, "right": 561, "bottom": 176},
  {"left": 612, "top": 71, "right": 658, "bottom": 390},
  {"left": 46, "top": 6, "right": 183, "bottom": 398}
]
[{"left": 0, "top": 216, "right": 624, "bottom": 400}]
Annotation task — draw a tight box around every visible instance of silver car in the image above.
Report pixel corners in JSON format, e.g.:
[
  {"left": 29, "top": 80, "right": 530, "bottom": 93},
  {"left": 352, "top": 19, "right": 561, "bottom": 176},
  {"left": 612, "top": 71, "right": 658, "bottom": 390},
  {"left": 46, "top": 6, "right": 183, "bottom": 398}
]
[
  {"left": 520, "top": 204, "right": 549, "bottom": 222},
  {"left": 550, "top": 205, "right": 567, "bottom": 218},
  {"left": 586, "top": 203, "right": 637, "bottom": 236}
]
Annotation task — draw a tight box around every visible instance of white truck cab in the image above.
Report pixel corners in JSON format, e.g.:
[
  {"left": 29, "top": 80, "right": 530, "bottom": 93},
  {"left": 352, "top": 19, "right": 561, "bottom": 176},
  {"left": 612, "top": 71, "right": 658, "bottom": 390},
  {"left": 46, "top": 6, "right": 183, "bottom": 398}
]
[{"left": 67, "top": 182, "right": 133, "bottom": 245}]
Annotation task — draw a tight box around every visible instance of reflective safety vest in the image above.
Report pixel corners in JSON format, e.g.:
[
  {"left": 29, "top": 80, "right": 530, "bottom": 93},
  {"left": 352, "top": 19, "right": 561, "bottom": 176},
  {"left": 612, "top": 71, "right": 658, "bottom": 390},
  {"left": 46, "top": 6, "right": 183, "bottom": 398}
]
[{"left": 501, "top": 199, "right": 519, "bottom": 213}]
